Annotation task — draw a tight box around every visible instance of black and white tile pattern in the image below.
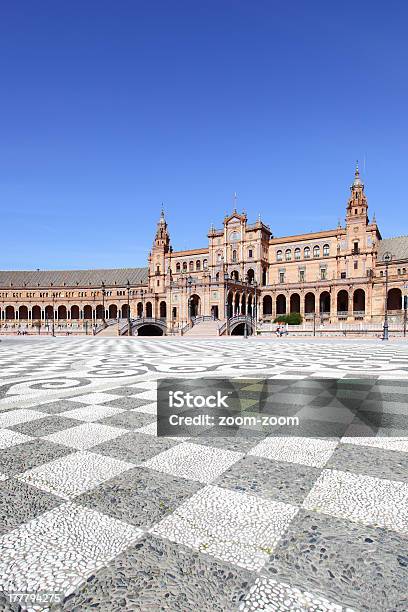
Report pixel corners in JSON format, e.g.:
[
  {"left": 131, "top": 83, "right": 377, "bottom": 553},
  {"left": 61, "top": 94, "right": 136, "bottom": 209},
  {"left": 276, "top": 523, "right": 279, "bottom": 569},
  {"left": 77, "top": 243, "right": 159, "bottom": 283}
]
[{"left": 0, "top": 336, "right": 407, "bottom": 611}]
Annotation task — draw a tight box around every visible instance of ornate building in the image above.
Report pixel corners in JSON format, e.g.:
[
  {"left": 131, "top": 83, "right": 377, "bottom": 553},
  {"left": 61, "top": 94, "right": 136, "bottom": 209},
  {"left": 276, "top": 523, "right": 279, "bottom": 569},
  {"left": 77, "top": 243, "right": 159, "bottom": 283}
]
[{"left": 1, "top": 165, "right": 407, "bottom": 335}]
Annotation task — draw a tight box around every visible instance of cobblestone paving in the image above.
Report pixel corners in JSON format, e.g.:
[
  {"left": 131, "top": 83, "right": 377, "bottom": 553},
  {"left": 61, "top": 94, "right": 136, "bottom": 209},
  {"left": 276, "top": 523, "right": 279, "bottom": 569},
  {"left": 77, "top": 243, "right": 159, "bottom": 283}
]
[{"left": 0, "top": 337, "right": 407, "bottom": 611}]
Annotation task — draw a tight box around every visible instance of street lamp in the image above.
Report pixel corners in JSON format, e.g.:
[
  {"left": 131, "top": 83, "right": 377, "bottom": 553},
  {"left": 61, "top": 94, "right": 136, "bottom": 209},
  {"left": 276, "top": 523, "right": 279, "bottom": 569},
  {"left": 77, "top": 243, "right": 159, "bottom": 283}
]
[
  {"left": 127, "top": 280, "right": 132, "bottom": 336},
  {"left": 382, "top": 252, "right": 392, "bottom": 341},
  {"left": 101, "top": 281, "right": 106, "bottom": 325},
  {"left": 243, "top": 274, "right": 249, "bottom": 339},
  {"left": 224, "top": 271, "right": 230, "bottom": 335},
  {"left": 252, "top": 279, "right": 258, "bottom": 334},
  {"left": 168, "top": 267, "right": 173, "bottom": 333},
  {"left": 52, "top": 293, "right": 55, "bottom": 337},
  {"left": 187, "top": 275, "right": 193, "bottom": 325}
]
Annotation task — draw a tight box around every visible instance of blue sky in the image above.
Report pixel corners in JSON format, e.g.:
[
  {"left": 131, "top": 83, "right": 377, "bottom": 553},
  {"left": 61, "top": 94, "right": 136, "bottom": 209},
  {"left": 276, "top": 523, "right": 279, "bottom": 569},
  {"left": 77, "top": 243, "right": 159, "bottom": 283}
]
[{"left": 1, "top": 1, "right": 407, "bottom": 270}]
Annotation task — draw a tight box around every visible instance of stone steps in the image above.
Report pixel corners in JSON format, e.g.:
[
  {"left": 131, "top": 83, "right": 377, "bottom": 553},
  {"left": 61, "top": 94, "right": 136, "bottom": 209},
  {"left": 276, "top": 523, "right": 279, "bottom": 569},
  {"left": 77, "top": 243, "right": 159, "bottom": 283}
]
[{"left": 184, "top": 321, "right": 220, "bottom": 337}]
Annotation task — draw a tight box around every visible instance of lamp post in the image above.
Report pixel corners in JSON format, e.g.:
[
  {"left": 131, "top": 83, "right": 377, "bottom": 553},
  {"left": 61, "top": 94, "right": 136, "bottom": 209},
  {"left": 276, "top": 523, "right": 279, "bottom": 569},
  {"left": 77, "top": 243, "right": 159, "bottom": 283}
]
[
  {"left": 404, "top": 290, "right": 408, "bottom": 338},
  {"left": 187, "top": 275, "right": 193, "bottom": 326},
  {"left": 243, "top": 274, "right": 249, "bottom": 339},
  {"left": 253, "top": 279, "right": 258, "bottom": 334},
  {"left": 167, "top": 267, "right": 172, "bottom": 331},
  {"left": 127, "top": 280, "right": 132, "bottom": 336},
  {"left": 52, "top": 293, "right": 55, "bottom": 337},
  {"left": 382, "top": 252, "right": 392, "bottom": 341},
  {"left": 101, "top": 281, "right": 106, "bottom": 325},
  {"left": 224, "top": 271, "right": 229, "bottom": 335}
]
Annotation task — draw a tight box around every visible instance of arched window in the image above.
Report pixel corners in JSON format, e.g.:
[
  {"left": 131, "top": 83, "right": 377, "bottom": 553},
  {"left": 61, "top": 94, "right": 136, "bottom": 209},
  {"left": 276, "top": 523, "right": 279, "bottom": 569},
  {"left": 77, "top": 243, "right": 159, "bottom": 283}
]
[
  {"left": 323, "top": 244, "right": 330, "bottom": 257},
  {"left": 182, "top": 262, "right": 187, "bottom": 271},
  {"left": 203, "top": 259, "right": 208, "bottom": 269},
  {"left": 196, "top": 260, "right": 201, "bottom": 271},
  {"left": 285, "top": 249, "right": 292, "bottom": 261},
  {"left": 217, "top": 251, "right": 222, "bottom": 262},
  {"left": 248, "top": 248, "right": 253, "bottom": 258},
  {"left": 276, "top": 250, "right": 283, "bottom": 262},
  {"left": 313, "top": 245, "right": 320, "bottom": 258},
  {"left": 294, "top": 248, "right": 301, "bottom": 260},
  {"left": 176, "top": 262, "right": 181, "bottom": 272},
  {"left": 232, "top": 250, "right": 237, "bottom": 262},
  {"left": 189, "top": 261, "right": 194, "bottom": 271},
  {"left": 304, "top": 246, "right": 311, "bottom": 259}
]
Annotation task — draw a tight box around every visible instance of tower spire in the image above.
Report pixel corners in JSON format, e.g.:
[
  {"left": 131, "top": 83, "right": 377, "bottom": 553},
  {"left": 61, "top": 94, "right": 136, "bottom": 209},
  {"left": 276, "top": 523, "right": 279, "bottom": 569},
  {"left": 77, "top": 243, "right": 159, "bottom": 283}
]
[
  {"left": 346, "top": 161, "right": 368, "bottom": 224},
  {"left": 353, "top": 160, "right": 363, "bottom": 187},
  {"left": 153, "top": 204, "right": 170, "bottom": 250}
]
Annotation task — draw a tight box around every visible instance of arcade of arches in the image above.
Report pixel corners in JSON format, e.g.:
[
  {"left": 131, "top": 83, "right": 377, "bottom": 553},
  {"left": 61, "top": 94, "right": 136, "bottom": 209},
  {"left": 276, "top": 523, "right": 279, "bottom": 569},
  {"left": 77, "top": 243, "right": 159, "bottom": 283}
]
[{"left": 261, "top": 287, "right": 403, "bottom": 320}]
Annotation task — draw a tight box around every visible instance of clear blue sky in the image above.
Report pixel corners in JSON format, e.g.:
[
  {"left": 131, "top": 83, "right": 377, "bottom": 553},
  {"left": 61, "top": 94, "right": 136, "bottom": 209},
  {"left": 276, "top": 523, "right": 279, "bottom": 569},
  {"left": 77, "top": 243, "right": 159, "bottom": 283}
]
[{"left": 1, "top": 1, "right": 407, "bottom": 270}]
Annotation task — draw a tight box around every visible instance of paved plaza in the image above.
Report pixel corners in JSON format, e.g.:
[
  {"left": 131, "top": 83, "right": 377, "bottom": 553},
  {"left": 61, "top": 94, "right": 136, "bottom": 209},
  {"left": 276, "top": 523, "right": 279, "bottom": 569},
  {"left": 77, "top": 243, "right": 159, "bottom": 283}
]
[{"left": 0, "top": 337, "right": 407, "bottom": 611}]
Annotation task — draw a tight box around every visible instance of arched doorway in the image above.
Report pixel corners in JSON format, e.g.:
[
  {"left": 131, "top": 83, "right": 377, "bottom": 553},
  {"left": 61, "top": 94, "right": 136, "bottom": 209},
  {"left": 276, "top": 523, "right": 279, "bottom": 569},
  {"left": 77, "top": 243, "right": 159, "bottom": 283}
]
[
  {"left": 241, "top": 294, "right": 246, "bottom": 315},
  {"left": 83, "top": 305, "right": 92, "bottom": 319},
  {"left": 320, "top": 291, "right": 331, "bottom": 314},
  {"left": 32, "top": 305, "right": 41, "bottom": 320},
  {"left": 159, "top": 301, "right": 167, "bottom": 319},
  {"left": 305, "top": 292, "right": 315, "bottom": 314},
  {"left": 58, "top": 305, "right": 67, "bottom": 320},
  {"left": 387, "top": 288, "right": 402, "bottom": 310},
  {"left": 234, "top": 293, "right": 240, "bottom": 316},
  {"left": 19, "top": 306, "right": 28, "bottom": 320},
  {"left": 337, "top": 290, "right": 348, "bottom": 312},
  {"left": 276, "top": 294, "right": 286, "bottom": 315},
  {"left": 5, "top": 306, "right": 14, "bottom": 320},
  {"left": 231, "top": 270, "right": 239, "bottom": 281},
  {"left": 353, "top": 289, "right": 365, "bottom": 312},
  {"left": 247, "top": 269, "right": 255, "bottom": 283},
  {"left": 189, "top": 294, "right": 201, "bottom": 318},
  {"left": 95, "top": 304, "right": 104, "bottom": 319},
  {"left": 71, "top": 305, "right": 80, "bottom": 319},
  {"left": 108, "top": 304, "right": 118, "bottom": 319},
  {"left": 290, "top": 293, "right": 300, "bottom": 313},
  {"left": 247, "top": 294, "right": 253, "bottom": 316},
  {"left": 121, "top": 303, "right": 130, "bottom": 318},
  {"left": 145, "top": 301, "right": 153, "bottom": 318},
  {"left": 263, "top": 295, "right": 272, "bottom": 316},
  {"left": 137, "top": 302, "right": 143, "bottom": 317},
  {"left": 45, "top": 305, "right": 54, "bottom": 320},
  {"left": 227, "top": 292, "right": 233, "bottom": 318}
]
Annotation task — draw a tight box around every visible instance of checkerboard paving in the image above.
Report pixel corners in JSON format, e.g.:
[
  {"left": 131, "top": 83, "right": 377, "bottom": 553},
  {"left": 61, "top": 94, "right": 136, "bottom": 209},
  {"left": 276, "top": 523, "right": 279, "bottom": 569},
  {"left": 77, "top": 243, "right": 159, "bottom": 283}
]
[
  {"left": 0, "top": 336, "right": 407, "bottom": 611},
  {"left": 0, "top": 503, "right": 143, "bottom": 598},
  {"left": 0, "top": 428, "right": 32, "bottom": 449},
  {"left": 151, "top": 485, "right": 299, "bottom": 571}
]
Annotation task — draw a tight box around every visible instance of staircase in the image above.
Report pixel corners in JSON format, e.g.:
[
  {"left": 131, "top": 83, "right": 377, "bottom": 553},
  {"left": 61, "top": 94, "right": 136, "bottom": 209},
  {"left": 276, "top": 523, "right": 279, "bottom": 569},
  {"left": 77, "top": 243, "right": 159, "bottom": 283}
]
[
  {"left": 183, "top": 319, "right": 220, "bottom": 337},
  {"left": 97, "top": 325, "right": 119, "bottom": 336},
  {"left": 95, "top": 318, "right": 128, "bottom": 336}
]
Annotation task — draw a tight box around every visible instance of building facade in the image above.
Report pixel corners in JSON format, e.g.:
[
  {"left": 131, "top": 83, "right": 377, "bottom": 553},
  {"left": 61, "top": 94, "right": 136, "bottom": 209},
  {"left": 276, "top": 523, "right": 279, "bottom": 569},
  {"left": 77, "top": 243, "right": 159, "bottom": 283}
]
[{"left": 1, "top": 165, "right": 407, "bottom": 334}]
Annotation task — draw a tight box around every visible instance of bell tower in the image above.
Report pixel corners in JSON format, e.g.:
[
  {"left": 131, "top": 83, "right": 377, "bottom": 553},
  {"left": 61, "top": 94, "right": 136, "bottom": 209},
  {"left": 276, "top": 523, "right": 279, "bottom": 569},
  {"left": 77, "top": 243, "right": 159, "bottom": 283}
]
[
  {"left": 346, "top": 162, "right": 369, "bottom": 225},
  {"left": 344, "top": 163, "right": 372, "bottom": 279},
  {"left": 148, "top": 208, "right": 171, "bottom": 294},
  {"left": 153, "top": 208, "right": 170, "bottom": 251}
]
